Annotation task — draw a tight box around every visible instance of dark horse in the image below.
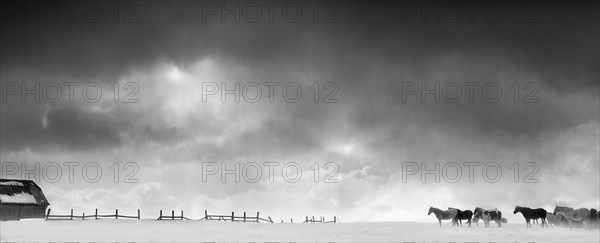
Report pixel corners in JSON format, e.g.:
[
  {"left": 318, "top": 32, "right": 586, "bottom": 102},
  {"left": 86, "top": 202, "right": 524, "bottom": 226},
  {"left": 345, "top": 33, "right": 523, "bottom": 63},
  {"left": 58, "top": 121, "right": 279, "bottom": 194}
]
[
  {"left": 449, "top": 207, "right": 472, "bottom": 227},
  {"left": 590, "top": 209, "right": 598, "bottom": 229},
  {"left": 513, "top": 206, "right": 547, "bottom": 228}
]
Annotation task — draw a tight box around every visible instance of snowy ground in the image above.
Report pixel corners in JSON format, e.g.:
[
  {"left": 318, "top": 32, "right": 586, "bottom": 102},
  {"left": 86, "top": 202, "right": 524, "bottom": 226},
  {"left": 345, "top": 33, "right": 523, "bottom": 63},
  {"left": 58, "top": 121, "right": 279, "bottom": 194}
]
[{"left": 1, "top": 219, "right": 599, "bottom": 242}]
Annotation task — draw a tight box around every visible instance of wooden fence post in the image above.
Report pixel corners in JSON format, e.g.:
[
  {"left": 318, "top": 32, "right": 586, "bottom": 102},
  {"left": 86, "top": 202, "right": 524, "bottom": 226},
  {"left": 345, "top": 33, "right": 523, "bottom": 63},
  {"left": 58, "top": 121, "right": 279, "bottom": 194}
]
[
  {"left": 243, "top": 212, "right": 246, "bottom": 222},
  {"left": 334, "top": 216, "right": 337, "bottom": 223},
  {"left": 256, "top": 212, "right": 259, "bottom": 223},
  {"left": 290, "top": 218, "right": 293, "bottom": 223},
  {"left": 268, "top": 216, "right": 273, "bottom": 223},
  {"left": 171, "top": 210, "right": 174, "bottom": 220},
  {"left": 116, "top": 209, "right": 118, "bottom": 219},
  {"left": 45, "top": 208, "right": 51, "bottom": 220},
  {"left": 70, "top": 209, "right": 73, "bottom": 220},
  {"left": 312, "top": 216, "right": 315, "bottom": 223},
  {"left": 181, "top": 210, "right": 184, "bottom": 220},
  {"left": 159, "top": 210, "right": 162, "bottom": 220},
  {"left": 305, "top": 216, "right": 308, "bottom": 223},
  {"left": 83, "top": 213, "right": 85, "bottom": 220},
  {"left": 95, "top": 208, "right": 98, "bottom": 220},
  {"left": 138, "top": 209, "right": 140, "bottom": 220},
  {"left": 231, "top": 212, "right": 234, "bottom": 222},
  {"left": 205, "top": 210, "right": 208, "bottom": 220}
]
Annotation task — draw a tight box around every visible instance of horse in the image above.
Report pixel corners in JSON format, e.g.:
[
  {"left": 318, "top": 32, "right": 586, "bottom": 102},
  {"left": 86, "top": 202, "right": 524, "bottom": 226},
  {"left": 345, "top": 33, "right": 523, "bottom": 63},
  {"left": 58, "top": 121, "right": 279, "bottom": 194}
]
[
  {"left": 546, "top": 211, "right": 568, "bottom": 228},
  {"left": 589, "top": 209, "right": 598, "bottom": 229},
  {"left": 553, "top": 206, "right": 590, "bottom": 229},
  {"left": 473, "top": 207, "right": 503, "bottom": 227},
  {"left": 472, "top": 207, "right": 483, "bottom": 226},
  {"left": 428, "top": 206, "right": 458, "bottom": 227},
  {"left": 449, "top": 207, "right": 472, "bottom": 227},
  {"left": 513, "top": 206, "right": 547, "bottom": 228}
]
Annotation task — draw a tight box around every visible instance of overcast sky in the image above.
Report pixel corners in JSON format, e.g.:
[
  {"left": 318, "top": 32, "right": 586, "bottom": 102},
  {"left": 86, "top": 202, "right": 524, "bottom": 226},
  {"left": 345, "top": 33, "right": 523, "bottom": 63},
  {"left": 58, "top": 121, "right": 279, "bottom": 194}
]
[{"left": 1, "top": 0, "right": 598, "bottom": 223}]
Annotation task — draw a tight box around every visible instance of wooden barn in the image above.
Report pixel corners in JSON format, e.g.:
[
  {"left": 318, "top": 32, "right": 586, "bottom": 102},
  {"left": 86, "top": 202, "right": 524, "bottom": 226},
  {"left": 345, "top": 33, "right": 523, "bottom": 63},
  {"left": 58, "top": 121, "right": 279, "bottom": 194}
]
[{"left": 0, "top": 179, "right": 50, "bottom": 220}]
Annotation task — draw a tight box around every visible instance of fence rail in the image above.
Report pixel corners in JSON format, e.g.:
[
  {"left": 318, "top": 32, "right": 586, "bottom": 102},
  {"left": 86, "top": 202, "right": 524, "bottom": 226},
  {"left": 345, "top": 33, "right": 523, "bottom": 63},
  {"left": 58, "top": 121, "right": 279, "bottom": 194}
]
[
  {"left": 157, "top": 210, "right": 190, "bottom": 220},
  {"left": 44, "top": 209, "right": 333, "bottom": 224},
  {"left": 200, "top": 210, "right": 273, "bottom": 223},
  {"left": 44, "top": 208, "right": 274, "bottom": 223},
  {"left": 45, "top": 209, "right": 140, "bottom": 220},
  {"left": 303, "top": 216, "right": 337, "bottom": 223}
]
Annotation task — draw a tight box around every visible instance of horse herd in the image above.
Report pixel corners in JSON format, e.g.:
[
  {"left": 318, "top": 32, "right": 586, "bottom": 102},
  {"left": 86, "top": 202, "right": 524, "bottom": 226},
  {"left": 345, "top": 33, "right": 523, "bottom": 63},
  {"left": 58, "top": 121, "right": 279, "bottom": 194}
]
[{"left": 428, "top": 206, "right": 600, "bottom": 229}]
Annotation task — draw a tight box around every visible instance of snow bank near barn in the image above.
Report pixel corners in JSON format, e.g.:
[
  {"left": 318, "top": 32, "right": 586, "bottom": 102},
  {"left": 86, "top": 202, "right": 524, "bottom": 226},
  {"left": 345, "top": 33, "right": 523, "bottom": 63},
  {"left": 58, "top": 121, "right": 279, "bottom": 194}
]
[
  {"left": 1, "top": 220, "right": 598, "bottom": 242},
  {"left": 0, "top": 192, "right": 37, "bottom": 203}
]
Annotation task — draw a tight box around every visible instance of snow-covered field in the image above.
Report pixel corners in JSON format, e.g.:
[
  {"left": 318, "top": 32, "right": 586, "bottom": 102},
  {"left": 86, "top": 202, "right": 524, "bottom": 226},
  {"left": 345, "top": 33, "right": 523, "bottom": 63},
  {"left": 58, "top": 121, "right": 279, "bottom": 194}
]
[{"left": 1, "top": 220, "right": 598, "bottom": 242}]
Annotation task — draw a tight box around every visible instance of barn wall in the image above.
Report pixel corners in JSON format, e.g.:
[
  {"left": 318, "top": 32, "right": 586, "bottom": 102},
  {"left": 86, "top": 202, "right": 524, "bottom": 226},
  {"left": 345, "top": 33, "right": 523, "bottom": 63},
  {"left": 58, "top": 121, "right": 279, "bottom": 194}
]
[{"left": 0, "top": 204, "right": 48, "bottom": 220}]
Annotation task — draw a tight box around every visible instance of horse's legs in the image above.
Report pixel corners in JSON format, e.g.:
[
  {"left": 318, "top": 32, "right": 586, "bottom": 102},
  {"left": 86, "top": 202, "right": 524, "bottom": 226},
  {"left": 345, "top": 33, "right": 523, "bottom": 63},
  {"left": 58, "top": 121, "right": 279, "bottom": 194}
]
[
  {"left": 542, "top": 219, "right": 546, "bottom": 228},
  {"left": 439, "top": 219, "right": 442, "bottom": 227},
  {"left": 526, "top": 219, "right": 531, "bottom": 228},
  {"left": 567, "top": 218, "right": 573, "bottom": 229},
  {"left": 585, "top": 219, "right": 591, "bottom": 230},
  {"left": 569, "top": 219, "right": 573, "bottom": 230}
]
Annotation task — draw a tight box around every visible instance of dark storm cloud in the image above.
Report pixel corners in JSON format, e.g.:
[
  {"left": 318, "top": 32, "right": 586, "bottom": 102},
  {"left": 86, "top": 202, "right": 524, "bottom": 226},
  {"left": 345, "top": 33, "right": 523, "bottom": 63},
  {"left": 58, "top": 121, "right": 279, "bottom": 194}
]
[
  {"left": 2, "top": 0, "right": 597, "bottom": 88},
  {"left": 1, "top": 0, "right": 598, "bottom": 158},
  {"left": 0, "top": 103, "right": 123, "bottom": 151},
  {"left": 43, "top": 104, "right": 122, "bottom": 149}
]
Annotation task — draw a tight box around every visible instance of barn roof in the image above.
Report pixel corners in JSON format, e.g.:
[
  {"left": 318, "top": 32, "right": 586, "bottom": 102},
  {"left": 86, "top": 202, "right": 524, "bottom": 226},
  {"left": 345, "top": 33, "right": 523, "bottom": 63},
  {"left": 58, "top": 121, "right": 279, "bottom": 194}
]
[{"left": 0, "top": 179, "right": 50, "bottom": 205}]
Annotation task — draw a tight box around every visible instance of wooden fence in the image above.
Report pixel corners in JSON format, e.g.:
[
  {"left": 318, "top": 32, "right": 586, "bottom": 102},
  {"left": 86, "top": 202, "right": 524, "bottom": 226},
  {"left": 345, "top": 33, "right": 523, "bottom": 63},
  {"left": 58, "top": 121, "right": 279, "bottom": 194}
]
[
  {"left": 44, "top": 208, "right": 308, "bottom": 224},
  {"left": 200, "top": 210, "right": 273, "bottom": 223},
  {"left": 45, "top": 209, "right": 140, "bottom": 220},
  {"left": 157, "top": 210, "right": 190, "bottom": 220},
  {"left": 303, "top": 216, "right": 337, "bottom": 223}
]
